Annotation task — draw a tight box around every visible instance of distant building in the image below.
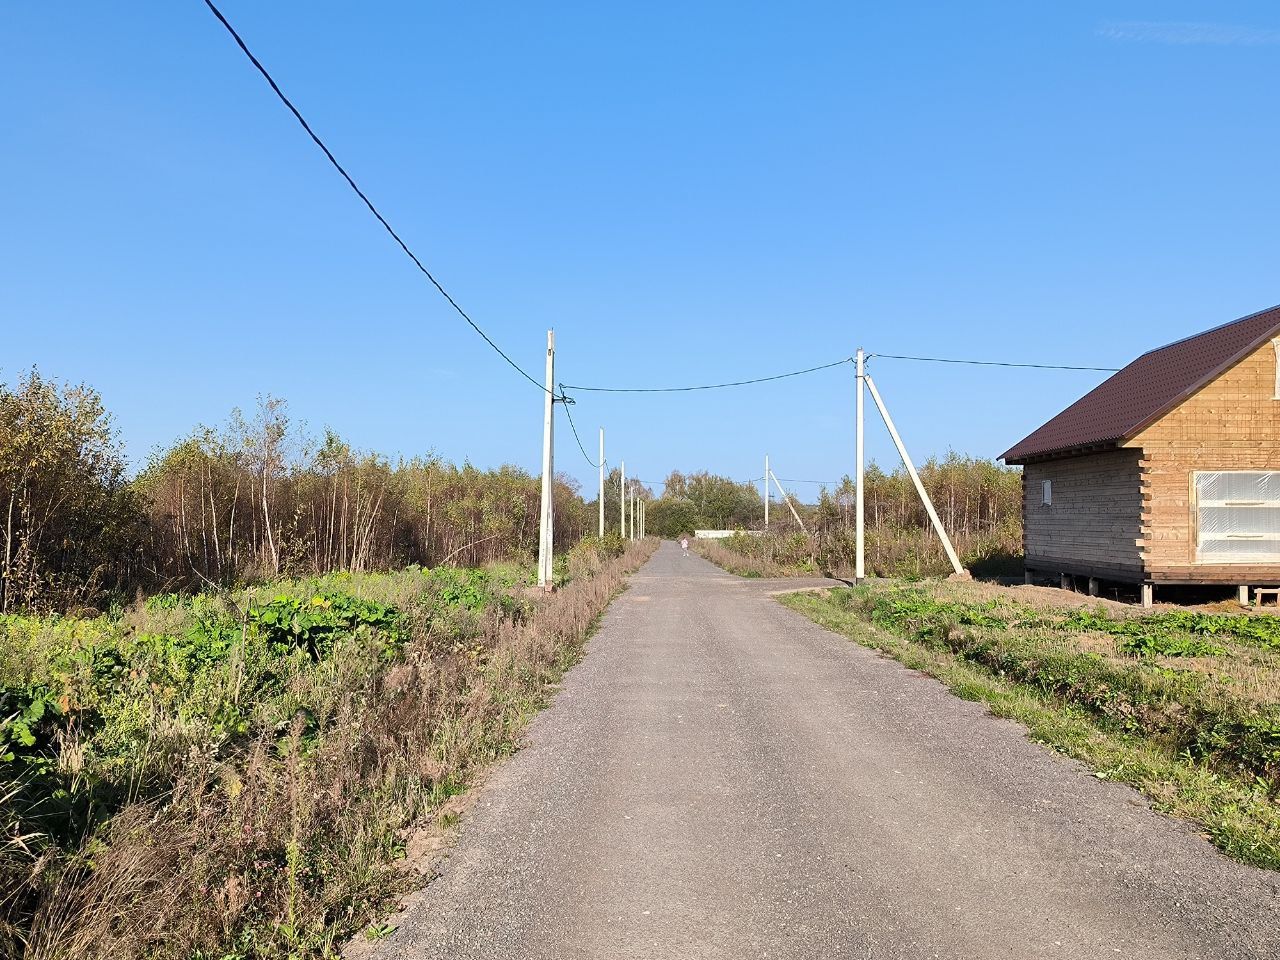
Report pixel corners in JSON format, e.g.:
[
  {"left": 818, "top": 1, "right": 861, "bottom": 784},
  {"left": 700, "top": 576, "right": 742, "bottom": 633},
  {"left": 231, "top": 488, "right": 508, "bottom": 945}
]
[{"left": 1001, "top": 306, "right": 1280, "bottom": 606}]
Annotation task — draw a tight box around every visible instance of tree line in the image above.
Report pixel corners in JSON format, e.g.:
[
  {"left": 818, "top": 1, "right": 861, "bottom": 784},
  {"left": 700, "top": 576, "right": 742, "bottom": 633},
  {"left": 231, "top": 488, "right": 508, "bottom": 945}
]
[
  {"left": 0, "top": 369, "right": 1024, "bottom": 611},
  {"left": 0, "top": 371, "right": 594, "bottom": 613},
  {"left": 639, "top": 456, "right": 1022, "bottom": 576}
]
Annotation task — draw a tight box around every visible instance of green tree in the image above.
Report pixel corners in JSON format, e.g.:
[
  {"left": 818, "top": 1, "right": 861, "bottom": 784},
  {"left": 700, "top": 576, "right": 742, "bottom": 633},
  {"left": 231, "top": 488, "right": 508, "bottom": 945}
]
[{"left": 0, "top": 370, "right": 141, "bottom": 611}]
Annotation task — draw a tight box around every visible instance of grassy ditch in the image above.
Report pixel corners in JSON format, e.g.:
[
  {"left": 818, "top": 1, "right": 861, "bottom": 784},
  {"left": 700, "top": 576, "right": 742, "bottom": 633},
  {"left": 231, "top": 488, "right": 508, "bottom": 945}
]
[
  {"left": 781, "top": 582, "right": 1280, "bottom": 870},
  {"left": 1, "top": 535, "right": 656, "bottom": 960}
]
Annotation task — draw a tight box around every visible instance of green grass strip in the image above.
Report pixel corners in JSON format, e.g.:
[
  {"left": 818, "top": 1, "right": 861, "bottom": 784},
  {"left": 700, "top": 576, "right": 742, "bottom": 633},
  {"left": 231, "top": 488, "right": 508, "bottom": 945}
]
[{"left": 780, "top": 590, "right": 1280, "bottom": 871}]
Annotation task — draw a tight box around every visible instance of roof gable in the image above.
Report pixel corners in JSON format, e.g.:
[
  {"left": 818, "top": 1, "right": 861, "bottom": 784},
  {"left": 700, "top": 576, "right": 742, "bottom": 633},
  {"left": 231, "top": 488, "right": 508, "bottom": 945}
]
[{"left": 1001, "top": 304, "right": 1280, "bottom": 463}]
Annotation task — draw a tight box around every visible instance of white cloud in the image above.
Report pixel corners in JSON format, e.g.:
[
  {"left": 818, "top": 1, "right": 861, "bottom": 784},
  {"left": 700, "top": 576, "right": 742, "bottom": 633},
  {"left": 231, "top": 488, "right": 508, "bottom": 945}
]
[{"left": 1098, "top": 20, "right": 1280, "bottom": 46}]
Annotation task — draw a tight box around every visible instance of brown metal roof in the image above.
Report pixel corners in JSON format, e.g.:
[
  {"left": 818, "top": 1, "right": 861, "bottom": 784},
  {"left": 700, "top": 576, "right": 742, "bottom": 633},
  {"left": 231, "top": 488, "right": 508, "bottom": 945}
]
[{"left": 1000, "top": 304, "right": 1280, "bottom": 463}]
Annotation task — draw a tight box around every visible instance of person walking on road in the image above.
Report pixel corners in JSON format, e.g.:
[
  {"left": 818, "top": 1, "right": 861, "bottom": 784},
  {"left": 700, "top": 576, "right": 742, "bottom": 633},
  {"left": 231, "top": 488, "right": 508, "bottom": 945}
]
[{"left": 680, "top": 536, "right": 689, "bottom": 557}]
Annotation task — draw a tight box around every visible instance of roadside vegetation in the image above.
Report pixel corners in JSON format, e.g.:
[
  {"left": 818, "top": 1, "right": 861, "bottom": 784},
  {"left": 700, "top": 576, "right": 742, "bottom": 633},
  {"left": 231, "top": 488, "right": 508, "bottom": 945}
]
[
  {"left": 1, "top": 370, "right": 597, "bottom": 614},
  {"left": 0, "top": 368, "right": 660, "bottom": 958},
  {"left": 2, "top": 535, "right": 655, "bottom": 958},
  {"left": 782, "top": 581, "right": 1280, "bottom": 869},
  {"left": 647, "top": 455, "right": 1022, "bottom": 579}
]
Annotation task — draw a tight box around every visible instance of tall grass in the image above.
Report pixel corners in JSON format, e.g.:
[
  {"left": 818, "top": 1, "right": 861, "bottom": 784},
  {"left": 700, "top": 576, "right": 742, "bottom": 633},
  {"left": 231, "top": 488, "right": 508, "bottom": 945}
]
[
  {"left": 2, "top": 536, "right": 656, "bottom": 959},
  {"left": 696, "top": 523, "right": 1020, "bottom": 580}
]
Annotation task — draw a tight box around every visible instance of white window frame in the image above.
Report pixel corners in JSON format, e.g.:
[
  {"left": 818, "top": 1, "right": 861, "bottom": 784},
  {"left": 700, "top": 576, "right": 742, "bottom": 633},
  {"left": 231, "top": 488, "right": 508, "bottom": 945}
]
[
  {"left": 1273, "top": 339, "right": 1280, "bottom": 399},
  {"left": 1194, "top": 470, "right": 1280, "bottom": 563},
  {"left": 1041, "top": 479, "right": 1052, "bottom": 506}
]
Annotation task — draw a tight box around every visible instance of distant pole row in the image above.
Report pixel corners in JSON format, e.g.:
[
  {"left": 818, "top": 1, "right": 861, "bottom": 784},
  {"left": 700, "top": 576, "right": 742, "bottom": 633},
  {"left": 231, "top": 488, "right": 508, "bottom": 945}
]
[
  {"left": 537, "top": 329, "right": 966, "bottom": 590},
  {"left": 539, "top": 329, "right": 643, "bottom": 590}
]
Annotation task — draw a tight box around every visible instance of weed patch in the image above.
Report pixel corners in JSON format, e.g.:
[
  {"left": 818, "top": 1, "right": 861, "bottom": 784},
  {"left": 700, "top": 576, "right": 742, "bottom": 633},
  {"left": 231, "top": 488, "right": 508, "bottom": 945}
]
[{"left": 0, "top": 538, "right": 658, "bottom": 959}]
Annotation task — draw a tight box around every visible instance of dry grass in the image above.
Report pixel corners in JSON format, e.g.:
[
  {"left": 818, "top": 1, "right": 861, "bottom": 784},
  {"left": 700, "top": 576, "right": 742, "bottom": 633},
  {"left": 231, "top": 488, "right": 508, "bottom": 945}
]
[
  {"left": 688, "top": 540, "right": 794, "bottom": 578},
  {"left": 7, "top": 538, "right": 658, "bottom": 960}
]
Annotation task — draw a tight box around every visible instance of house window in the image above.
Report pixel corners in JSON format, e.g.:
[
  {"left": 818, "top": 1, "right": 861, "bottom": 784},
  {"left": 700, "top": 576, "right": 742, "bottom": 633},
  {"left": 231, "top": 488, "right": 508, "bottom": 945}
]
[
  {"left": 1196, "top": 471, "right": 1280, "bottom": 561},
  {"left": 1041, "top": 479, "right": 1052, "bottom": 505}
]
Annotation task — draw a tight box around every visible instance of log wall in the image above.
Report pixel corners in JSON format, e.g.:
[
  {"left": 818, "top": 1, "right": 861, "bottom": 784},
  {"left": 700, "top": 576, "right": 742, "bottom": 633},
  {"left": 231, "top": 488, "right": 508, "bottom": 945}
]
[
  {"left": 1131, "top": 337, "right": 1280, "bottom": 584},
  {"left": 1022, "top": 449, "right": 1144, "bottom": 581}
]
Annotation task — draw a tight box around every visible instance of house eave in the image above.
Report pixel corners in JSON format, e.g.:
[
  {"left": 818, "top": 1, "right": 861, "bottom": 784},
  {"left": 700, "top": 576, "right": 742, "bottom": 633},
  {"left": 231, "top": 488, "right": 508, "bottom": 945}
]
[{"left": 1002, "top": 439, "right": 1122, "bottom": 466}]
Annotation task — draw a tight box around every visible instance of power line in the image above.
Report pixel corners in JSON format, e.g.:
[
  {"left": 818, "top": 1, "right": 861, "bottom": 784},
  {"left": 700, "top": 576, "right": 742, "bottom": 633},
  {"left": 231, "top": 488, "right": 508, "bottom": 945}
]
[
  {"left": 557, "top": 386, "right": 599, "bottom": 468},
  {"left": 775, "top": 477, "right": 844, "bottom": 485},
  {"left": 562, "top": 357, "right": 853, "bottom": 393},
  {"left": 869, "top": 353, "right": 1119, "bottom": 373},
  {"left": 561, "top": 347, "right": 1112, "bottom": 398},
  {"left": 628, "top": 476, "right": 763, "bottom": 487},
  {"left": 199, "top": 3, "right": 1122, "bottom": 408},
  {"left": 200, "top": 0, "right": 550, "bottom": 395}
]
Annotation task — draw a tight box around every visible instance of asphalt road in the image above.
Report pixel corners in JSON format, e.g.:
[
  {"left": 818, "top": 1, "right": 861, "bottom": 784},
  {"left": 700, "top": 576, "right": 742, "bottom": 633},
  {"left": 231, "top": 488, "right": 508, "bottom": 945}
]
[{"left": 378, "top": 541, "right": 1280, "bottom": 959}]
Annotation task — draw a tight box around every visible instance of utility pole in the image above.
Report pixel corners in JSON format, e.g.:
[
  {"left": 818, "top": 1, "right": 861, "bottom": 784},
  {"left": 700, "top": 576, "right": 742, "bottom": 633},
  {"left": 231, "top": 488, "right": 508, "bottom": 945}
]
[
  {"left": 537, "top": 330, "right": 556, "bottom": 589},
  {"left": 864, "top": 373, "right": 965, "bottom": 577},
  {"left": 620, "top": 460, "right": 626, "bottom": 539},
  {"left": 598, "top": 428, "right": 605, "bottom": 538},
  {"left": 855, "top": 348, "right": 865, "bottom": 582},
  {"left": 769, "top": 468, "right": 808, "bottom": 533},
  {"left": 764, "top": 454, "right": 770, "bottom": 530}
]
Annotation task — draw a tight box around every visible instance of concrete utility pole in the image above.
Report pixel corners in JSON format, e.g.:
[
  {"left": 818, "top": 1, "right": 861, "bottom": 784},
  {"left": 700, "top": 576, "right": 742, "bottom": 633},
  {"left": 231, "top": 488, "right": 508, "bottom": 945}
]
[
  {"left": 598, "top": 428, "right": 605, "bottom": 538},
  {"left": 764, "top": 454, "right": 770, "bottom": 529},
  {"left": 864, "top": 373, "right": 964, "bottom": 577},
  {"left": 620, "top": 460, "right": 626, "bottom": 539},
  {"left": 769, "top": 469, "right": 808, "bottom": 533},
  {"left": 855, "top": 348, "right": 865, "bottom": 582},
  {"left": 537, "top": 330, "right": 556, "bottom": 589}
]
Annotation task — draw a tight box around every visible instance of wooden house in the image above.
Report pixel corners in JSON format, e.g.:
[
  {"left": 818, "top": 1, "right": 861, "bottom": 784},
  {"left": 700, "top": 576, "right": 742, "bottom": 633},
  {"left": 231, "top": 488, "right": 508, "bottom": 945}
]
[{"left": 1000, "top": 305, "right": 1280, "bottom": 606}]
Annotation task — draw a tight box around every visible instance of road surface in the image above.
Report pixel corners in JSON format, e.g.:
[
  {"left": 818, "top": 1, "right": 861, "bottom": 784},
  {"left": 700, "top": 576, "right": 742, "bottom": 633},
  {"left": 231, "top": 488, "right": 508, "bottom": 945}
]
[{"left": 378, "top": 541, "right": 1280, "bottom": 959}]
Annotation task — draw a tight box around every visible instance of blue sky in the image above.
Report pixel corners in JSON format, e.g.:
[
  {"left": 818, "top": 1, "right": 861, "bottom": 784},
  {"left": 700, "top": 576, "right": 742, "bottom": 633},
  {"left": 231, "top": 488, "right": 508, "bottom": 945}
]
[{"left": 4, "top": 2, "right": 1280, "bottom": 497}]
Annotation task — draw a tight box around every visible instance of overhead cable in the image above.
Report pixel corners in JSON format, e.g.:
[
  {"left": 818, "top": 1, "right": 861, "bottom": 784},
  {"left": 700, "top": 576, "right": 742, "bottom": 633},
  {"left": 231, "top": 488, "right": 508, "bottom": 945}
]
[
  {"left": 201, "top": 2, "right": 1120, "bottom": 404},
  {"left": 869, "top": 353, "right": 1119, "bottom": 373},
  {"left": 557, "top": 385, "right": 599, "bottom": 468},
  {"left": 200, "top": 0, "right": 550, "bottom": 394},
  {"left": 561, "top": 357, "right": 854, "bottom": 393}
]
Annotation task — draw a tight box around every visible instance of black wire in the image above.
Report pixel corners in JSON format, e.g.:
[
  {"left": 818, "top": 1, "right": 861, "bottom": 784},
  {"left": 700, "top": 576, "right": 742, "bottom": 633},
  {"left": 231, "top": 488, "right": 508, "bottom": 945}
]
[
  {"left": 630, "top": 476, "right": 764, "bottom": 488},
  {"left": 198, "top": 2, "right": 1114, "bottom": 402},
  {"left": 557, "top": 386, "right": 599, "bottom": 468},
  {"left": 562, "top": 357, "right": 853, "bottom": 393},
  {"left": 775, "top": 478, "right": 843, "bottom": 485},
  {"left": 869, "top": 353, "right": 1119, "bottom": 372},
  {"left": 200, "top": 0, "right": 551, "bottom": 395}
]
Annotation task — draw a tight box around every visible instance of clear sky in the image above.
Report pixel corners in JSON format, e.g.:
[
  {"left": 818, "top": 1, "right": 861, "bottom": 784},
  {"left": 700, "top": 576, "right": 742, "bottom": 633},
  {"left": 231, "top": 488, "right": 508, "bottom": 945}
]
[{"left": 5, "top": 2, "right": 1280, "bottom": 497}]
